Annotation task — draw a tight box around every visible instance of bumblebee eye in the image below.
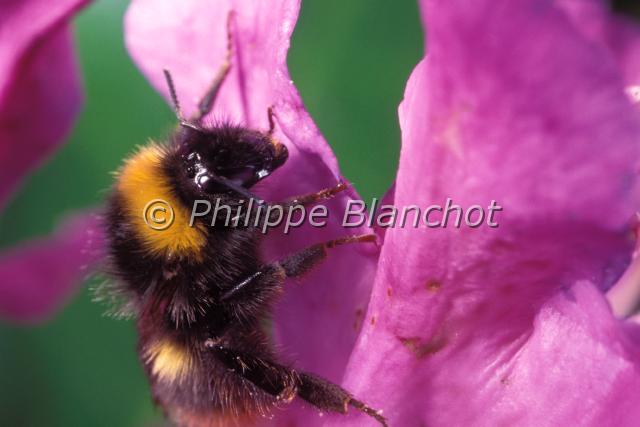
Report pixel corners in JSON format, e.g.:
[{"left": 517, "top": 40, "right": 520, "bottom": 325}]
[{"left": 215, "top": 165, "right": 257, "bottom": 187}]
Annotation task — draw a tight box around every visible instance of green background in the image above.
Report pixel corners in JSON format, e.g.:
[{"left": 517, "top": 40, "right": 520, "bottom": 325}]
[{"left": 0, "top": 1, "right": 422, "bottom": 426}]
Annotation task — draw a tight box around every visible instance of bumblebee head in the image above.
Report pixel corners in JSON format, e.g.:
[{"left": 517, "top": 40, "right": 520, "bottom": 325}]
[{"left": 174, "top": 124, "right": 288, "bottom": 199}]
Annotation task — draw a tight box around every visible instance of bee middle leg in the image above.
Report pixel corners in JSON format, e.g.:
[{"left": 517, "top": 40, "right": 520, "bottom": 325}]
[
  {"left": 207, "top": 344, "right": 388, "bottom": 426},
  {"left": 220, "top": 234, "right": 376, "bottom": 302}
]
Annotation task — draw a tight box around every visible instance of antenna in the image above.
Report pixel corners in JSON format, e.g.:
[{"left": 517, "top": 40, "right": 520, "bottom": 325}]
[{"left": 163, "top": 69, "right": 183, "bottom": 121}]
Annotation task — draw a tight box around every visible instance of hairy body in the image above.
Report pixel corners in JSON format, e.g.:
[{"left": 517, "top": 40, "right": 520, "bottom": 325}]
[{"left": 102, "top": 13, "right": 387, "bottom": 427}]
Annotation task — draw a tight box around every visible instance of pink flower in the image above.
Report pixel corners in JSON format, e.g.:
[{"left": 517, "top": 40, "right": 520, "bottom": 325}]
[
  {"left": 338, "top": 0, "right": 640, "bottom": 426},
  {"left": 5, "top": 0, "right": 640, "bottom": 425},
  {"left": 124, "top": 0, "right": 379, "bottom": 395},
  {"left": 0, "top": 0, "right": 102, "bottom": 323},
  {"left": 125, "top": 1, "right": 378, "bottom": 424},
  {"left": 126, "top": 0, "right": 640, "bottom": 425}
]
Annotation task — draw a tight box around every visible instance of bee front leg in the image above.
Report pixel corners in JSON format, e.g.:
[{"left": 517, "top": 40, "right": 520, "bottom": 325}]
[
  {"left": 273, "top": 181, "right": 349, "bottom": 210},
  {"left": 257, "top": 181, "right": 350, "bottom": 224},
  {"left": 207, "top": 181, "right": 349, "bottom": 222}
]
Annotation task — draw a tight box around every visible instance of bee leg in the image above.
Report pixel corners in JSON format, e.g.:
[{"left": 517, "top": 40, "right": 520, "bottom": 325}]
[
  {"left": 277, "top": 181, "right": 349, "bottom": 208},
  {"left": 297, "top": 371, "right": 388, "bottom": 427},
  {"left": 267, "top": 106, "right": 276, "bottom": 136},
  {"left": 220, "top": 235, "right": 376, "bottom": 302},
  {"left": 277, "top": 234, "right": 376, "bottom": 278},
  {"left": 261, "top": 181, "right": 350, "bottom": 223},
  {"left": 207, "top": 344, "right": 388, "bottom": 426},
  {"left": 207, "top": 182, "right": 350, "bottom": 222},
  {"left": 190, "top": 10, "right": 235, "bottom": 124},
  {"left": 206, "top": 343, "right": 299, "bottom": 402}
]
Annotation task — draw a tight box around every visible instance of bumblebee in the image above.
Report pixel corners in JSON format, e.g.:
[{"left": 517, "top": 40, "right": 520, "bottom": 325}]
[{"left": 101, "top": 14, "right": 387, "bottom": 427}]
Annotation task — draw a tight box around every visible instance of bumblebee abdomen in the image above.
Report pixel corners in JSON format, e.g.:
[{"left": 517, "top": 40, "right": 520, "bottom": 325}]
[{"left": 142, "top": 334, "right": 278, "bottom": 425}]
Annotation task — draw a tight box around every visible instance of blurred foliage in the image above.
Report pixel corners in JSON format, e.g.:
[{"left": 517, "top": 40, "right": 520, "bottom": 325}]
[{"left": 0, "top": 0, "right": 422, "bottom": 426}]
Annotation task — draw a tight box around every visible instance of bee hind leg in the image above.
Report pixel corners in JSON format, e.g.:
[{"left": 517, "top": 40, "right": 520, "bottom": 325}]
[
  {"left": 297, "top": 371, "right": 389, "bottom": 427},
  {"left": 206, "top": 344, "right": 388, "bottom": 426},
  {"left": 207, "top": 343, "right": 299, "bottom": 403}
]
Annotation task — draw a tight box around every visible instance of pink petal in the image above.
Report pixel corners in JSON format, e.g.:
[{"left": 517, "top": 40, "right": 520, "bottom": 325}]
[
  {"left": 606, "top": 221, "right": 640, "bottom": 317},
  {"left": 0, "top": 0, "right": 88, "bottom": 210},
  {"left": 0, "top": 212, "right": 104, "bottom": 323},
  {"left": 126, "top": 0, "right": 378, "bottom": 423},
  {"left": 555, "top": 0, "right": 640, "bottom": 89},
  {"left": 338, "top": 0, "right": 640, "bottom": 425}
]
